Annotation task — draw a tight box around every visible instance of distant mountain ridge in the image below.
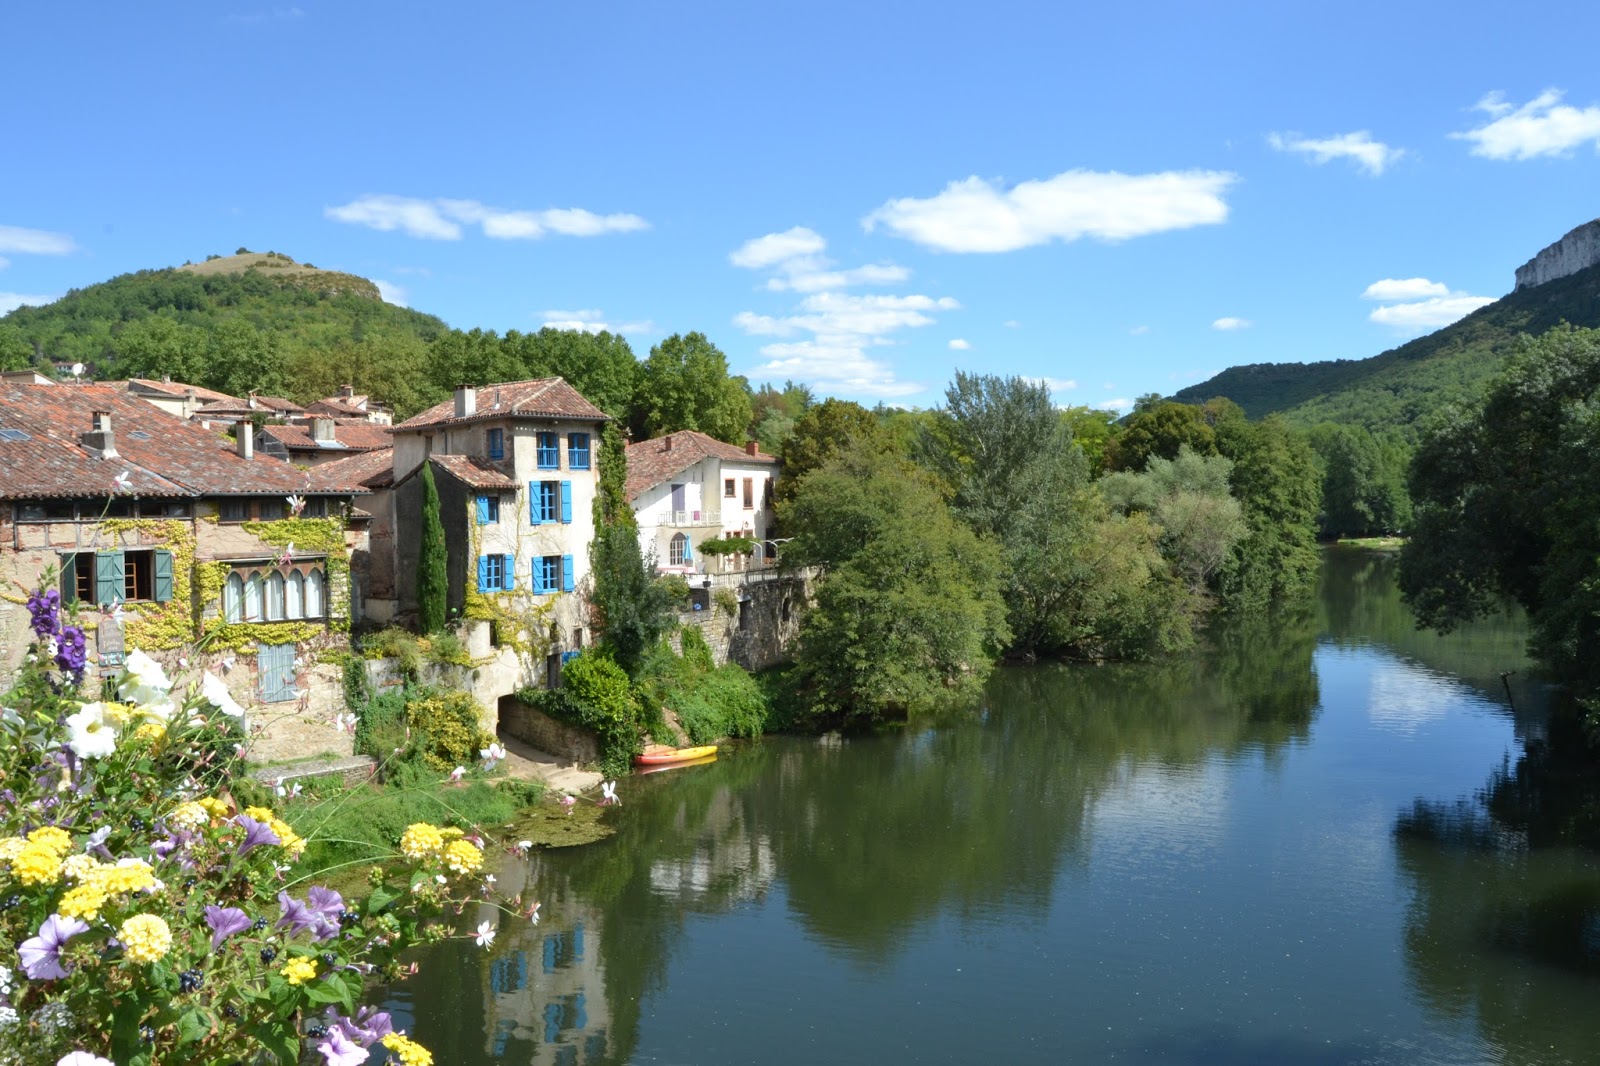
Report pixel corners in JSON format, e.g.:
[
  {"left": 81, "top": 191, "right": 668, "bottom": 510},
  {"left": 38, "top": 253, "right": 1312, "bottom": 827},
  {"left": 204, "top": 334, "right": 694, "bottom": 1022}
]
[{"left": 1173, "top": 229, "right": 1600, "bottom": 434}]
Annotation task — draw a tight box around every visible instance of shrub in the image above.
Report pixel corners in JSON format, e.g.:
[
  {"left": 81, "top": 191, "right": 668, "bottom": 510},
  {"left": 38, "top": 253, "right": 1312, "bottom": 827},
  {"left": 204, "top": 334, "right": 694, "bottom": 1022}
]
[
  {"left": 361, "top": 626, "right": 421, "bottom": 676},
  {"left": 352, "top": 686, "right": 408, "bottom": 763},
  {"left": 674, "top": 664, "right": 769, "bottom": 744},
  {"left": 404, "top": 690, "right": 494, "bottom": 772},
  {"left": 714, "top": 588, "right": 739, "bottom": 617},
  {"left": 424, "top": 630, "right": 471, "bottom": 666},
  {"left": 416, "top": 463, "right": 449, "bottom": 634},
  {"left": 697, "top": 535, "right": 757, "bottom": 556},
  {"left": 680, "top": 626, "right": 716, "bottom": 673}
]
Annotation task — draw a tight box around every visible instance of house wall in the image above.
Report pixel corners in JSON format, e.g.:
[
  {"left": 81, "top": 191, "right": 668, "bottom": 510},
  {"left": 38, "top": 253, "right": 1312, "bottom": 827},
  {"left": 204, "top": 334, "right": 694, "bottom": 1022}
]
[
  {"left": 632, "top": 456, "right": 778, "bottom": 574},
  {"left": 672, "top": 568, "right": 814, "bottom": 672},
  {"left": 358, "top": 486, "right": 398, "bottom": 625}
]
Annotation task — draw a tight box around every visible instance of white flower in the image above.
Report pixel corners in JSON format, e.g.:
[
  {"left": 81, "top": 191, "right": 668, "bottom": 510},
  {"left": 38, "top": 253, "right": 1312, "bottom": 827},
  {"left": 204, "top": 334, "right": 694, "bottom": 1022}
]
[
  {"left": 474, "top": 920, "right": 496, "bottom": 949},
  {"left": 286, "top": 494, "right": 306, "bottom": 515},
  {"left": 449, "top": 766, "right": 466, "bottom": 782},
  {"left": 59, "top": 1054, "right": 117, "bottom": 1066},
  {"left": 70, "top": 362, "right": 84, "bottom": 378},
  {"left": 600, "top": 780, "right": 619, "bottom": 806},
  {"left": 111, "top": 470, "right": 133, "bottom": 494},
  {"left": 84, "top": 827, "right": 111, "bottom": 851},
  {"left": 1, "top": 705, "right": 21, "bottom": 728},
  {"left": 483, "top": 874, "right": 496, "bottom": 886},
  {"left": 0, "top": 1003, "right": 17, "bottom": 1027},
  {"left": 202, "top": 671, "right": 246, "bottom": 718},
  {"left": 64, "top": 703, "right": 118, "bottom": 759},
  {"left": 279, "top": 541, "right": 295, "bottom": 565},
  {"left": 0, "top": 961, "right": 12, "bottom": 995},
  {"left": 220, "top": 654, "right": 236, "bottom": 673},
  {"left": 102, "top": 598, "right": 125, "bottom": 624},
  {"left": 119, "top": 650, "right": 173, "bottom": 705},
  {"left": 528, "top": 901, "right": 541, "bottom": 925},
  {"left": 480, "top": 742, "right": 506, "bottom": 761},
  {"left": 516, "top": 840, "right": 533, "bottom": 854}
]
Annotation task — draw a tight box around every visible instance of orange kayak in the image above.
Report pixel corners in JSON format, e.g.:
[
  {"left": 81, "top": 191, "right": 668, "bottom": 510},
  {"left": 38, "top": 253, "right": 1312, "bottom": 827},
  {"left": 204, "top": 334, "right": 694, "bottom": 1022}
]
[
  {"left": 637, "top": 755, "right": 718, "bottom": 776},
  {"left": 634, "top": 744, "right": 719, "bottom": 766}
]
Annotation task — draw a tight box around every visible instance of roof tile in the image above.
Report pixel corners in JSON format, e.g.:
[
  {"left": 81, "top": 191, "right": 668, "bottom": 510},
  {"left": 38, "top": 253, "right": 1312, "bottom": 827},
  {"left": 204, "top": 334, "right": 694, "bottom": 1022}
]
[
  {"left": 395, "top": 377, "right": 606, "bottom": 431},
  {"left": 624, "top": 430, "right": 777, "bottom": 499}
]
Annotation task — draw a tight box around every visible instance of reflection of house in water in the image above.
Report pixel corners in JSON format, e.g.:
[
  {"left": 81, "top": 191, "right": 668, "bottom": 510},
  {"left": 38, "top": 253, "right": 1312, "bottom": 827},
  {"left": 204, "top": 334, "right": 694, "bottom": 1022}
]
[
  {"left": 477, "top": 865, "right": 616, "bottom": 1065},
  {"left": 647, "top": 832, "right": 776, "bottom": 901}
]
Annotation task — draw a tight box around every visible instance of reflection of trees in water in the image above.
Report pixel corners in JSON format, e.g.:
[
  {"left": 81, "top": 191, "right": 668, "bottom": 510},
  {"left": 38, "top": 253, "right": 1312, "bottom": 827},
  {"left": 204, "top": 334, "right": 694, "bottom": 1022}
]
[{"left": 1395, "top": 701, "right": 1600, "bottom": 1065}]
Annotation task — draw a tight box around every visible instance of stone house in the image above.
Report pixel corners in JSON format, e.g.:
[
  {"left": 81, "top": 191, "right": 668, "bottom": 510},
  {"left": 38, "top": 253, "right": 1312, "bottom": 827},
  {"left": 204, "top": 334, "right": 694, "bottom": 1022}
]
[
  {"left": 625, "top": 430, "right": 779, "bottom": 575},
  {"left": 121, "top": 378, "right": 242, "bottom": 420},
  {"left": 312, "top": 447, "right": 396, "bottom": 626},
  {"left": 305, "top": 384, "right": 394, "bottom": 425},
  {"left": 0, "top": 382, "right": 369, "bottom": 757},
  {"left": 388, "top": 379, "right": 607, "bottom": 686},
  {"left": 259, "top": 419, "right": 393, "bottom": 468}
]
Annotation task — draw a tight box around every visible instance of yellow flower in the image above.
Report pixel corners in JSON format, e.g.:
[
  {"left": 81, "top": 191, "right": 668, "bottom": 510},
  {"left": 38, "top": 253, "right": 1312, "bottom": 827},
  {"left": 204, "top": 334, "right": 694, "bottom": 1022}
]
[
  {"left": 59, "top": 883, "right": 110, "bottom": 921},
  {"left": 439, "top": 827, "right": 465, "bottom": 839},
  {"left": 131, "top": 721, "right": 166, "bottom": 744},
  {"left": 381, "top": 1034, "right": 435, "bottom": 1066},
  {"left": 11, "top": 842, "right": 63, "bottom": 886},
  {"left": 99, "top": 701, "right": 135, "bottom": 726},
  {"left": 27, "top": 826, "right": 74, "bottom": 856},
  {"left": 119, "top": 914, "right": 173, "bottom": 963},
  {"left": 0, "top": 837, "right": 25, "bottom": 864},
  {"left": 442, "top": 839, "right": 483, "bottom": 875},
  {"left": 280, "top": 956, "right": 318, "bottom": 985},
  {"left": 169, "top": 801, "right": 209, "bottom": 831},
  {"left": 61, "top": 853, "right": 104, "bottom": 881},
  {"left": 243, "top": 805, "right": 277, "bottom": 823},
  {"left": 197, "top": 797, "right": 231, "bottom": 820},
  {"left": 399, "top": 823, "right": 445, "bottom": 862},
  {"left": 93, "top": 859, "right": 156, "bottom": 895}
]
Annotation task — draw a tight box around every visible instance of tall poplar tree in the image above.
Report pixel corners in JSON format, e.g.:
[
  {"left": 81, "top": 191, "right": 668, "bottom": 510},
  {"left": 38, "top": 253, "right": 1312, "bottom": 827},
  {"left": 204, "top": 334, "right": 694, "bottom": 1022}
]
[{"left": 416, "top": 463, "right": 448, "bottom": 634}]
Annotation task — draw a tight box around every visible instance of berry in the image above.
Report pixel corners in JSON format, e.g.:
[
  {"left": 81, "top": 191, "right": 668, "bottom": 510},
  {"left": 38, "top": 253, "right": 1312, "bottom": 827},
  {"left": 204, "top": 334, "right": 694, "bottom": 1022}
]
[
  {"left": 0, "top": 895, "right": 21, "bottom": 911},
  {"left": 306, "top": 1024, "right": 329, "bottom": 1038},
  {"left": 251, "top": 917, "right": 268, "bottom": 931},
  {"left": 259, "top": 947, "right": 277, "bottom": 964},
  {"left": 320, "top": 952, "right": 337, "bottom": 967},
  {"left": 179, "top": 968, "right": 204, "bottom": 993},
  {"left": 223, "top": 1005, "right": 241, "bottom": 1019},
  {"left": 140, "top": 1024, "right": 156, "bottom": 1044}
]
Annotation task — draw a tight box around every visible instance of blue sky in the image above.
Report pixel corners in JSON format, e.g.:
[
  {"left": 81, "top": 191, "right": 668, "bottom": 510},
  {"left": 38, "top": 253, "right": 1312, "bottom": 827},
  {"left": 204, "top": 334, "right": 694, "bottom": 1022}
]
[{"left": 4, "top": 1, "right": 1600, "bottom": 411}]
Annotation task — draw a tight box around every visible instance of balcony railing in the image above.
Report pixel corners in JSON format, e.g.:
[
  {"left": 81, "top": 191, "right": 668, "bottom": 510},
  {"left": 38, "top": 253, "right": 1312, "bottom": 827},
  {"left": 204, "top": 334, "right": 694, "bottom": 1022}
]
[{"left": 665, "top": 509, "right": 721, "bottom": 526}]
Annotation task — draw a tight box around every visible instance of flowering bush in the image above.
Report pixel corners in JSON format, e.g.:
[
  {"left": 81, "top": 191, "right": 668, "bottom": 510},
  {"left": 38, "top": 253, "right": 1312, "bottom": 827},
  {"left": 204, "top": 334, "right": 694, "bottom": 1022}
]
[{"left": 0, "top": 589, "right": 525, "bottom": 1066}]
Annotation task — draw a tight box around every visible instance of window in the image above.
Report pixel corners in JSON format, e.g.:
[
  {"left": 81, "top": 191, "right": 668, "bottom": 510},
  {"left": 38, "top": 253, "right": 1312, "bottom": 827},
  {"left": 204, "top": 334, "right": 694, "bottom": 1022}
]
[
  {"left": 60, "top": 553, "right": 94, "bottom": 604},
  {"left": 244, "top": 574, "right": 263, "bottom": 621},
  {"left": 62, "top": 549, "right": 172, "bottom": 606},
  {"left": 531, "top": 481, "right": 572, "bottom": 524},
  {"left": 123, "top": 550, "right": 154, "bottom": 602},
  {"left": 536, "top": 432, "right": 560, "bottom": 469},
  {"left": 258, "top": 643, "right": 297, "bottom": 703},
  {"left": 286, "top": 571, "right": 304, "bottom": 620},
  {"left": 743, "top": 478, "right": 754, "bottom": 509},
  {"left": 222, "top": 564, "right": 326, "bottom": 622},
  {"left": 486, "top": 427, "right": 505, "bottom": 460},
  {"left": 567, "top": 432, "right": 591, "bottom": 470},
  {"left": 301, "top": 498, "right": 329, "bottom": 519},
  {"left": 304, "top": 570, "right": 324, "bottom": 618},
  {"left": 225, "top": 574, "right": 245, "bottom": 623},
  {"left": 572, "top": 627, "right": 585, "bottom": 648},
  {"left": 144, "top": 500, "right": 193, "bottom": 518},
  {"left": 258, "top": 498, "right": 288, "bottom": 521},
  {"left": 476, "top": 494, "right": 501, "bottom": 525},
  {"left": 724, "top": 478, "right": 736, "bottom": 498},
  {"left": 669, "top": 533, "right": 689, "bottom": 567},
  {"left": 219, "top": 499, "right": 249, "bottom": 523},
  {"left": 532, "top": 554, "right": 574, "bottom": 594},
  {"left": 477, "top": 553, "right": 515, "bottom": 593},
  {"left": 484, "top": 554, "right": 504, "bottom": 590}
]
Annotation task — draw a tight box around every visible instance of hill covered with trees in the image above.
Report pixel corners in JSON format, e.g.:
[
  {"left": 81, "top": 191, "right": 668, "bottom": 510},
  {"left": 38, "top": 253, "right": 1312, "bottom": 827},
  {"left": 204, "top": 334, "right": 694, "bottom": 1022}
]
[{"left": 1173, "top": 262, "right": 1600, "bottom": 436}]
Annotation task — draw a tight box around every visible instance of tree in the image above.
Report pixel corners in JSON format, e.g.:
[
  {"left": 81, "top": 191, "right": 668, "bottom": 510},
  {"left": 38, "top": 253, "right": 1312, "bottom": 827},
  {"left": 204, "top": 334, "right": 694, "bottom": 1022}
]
[
  {"left": 285, "top": 333, "right": 440, "bottom": 418},
  {"left": 1060, "top": 405, "right": 1119, "bottom": 474},
  {"left": 630, "top": 332, "right": 752, "bottom": 443},
  {"left": 1307, "top": 423, "right": 1412, "bottom": 539},
  {"left": 207, "top": 319, "right": 285, "bottom": 399},
  {"left": 588, "top": 525, "right": 678, "bottom": 676},
  {"left": 780, "top": 449, "right": 1009, "bottom": 723},
  {"left": 773, "top": 398, "right": 890, "bottom": 509},
  {"left": 748, "top": 380, "right": 814, "bottom": 454},
  {"left": 426, "top": 328, "right": 520, "bottom": 394},
  {"left": 0, "top": 324, "right": 32, "bottom": 372},
  {"left": 1101, "top": 445, "right": 1247, "bottom": 595},
  {"left": 112, "top": 315, "right": 208, "bottom": 383},
  {"left": 1213, "top": 413, "right": 1321, "bottom": 610},
  {"left": 506, "top": 328, "right": 638, "bottom": 419},
  {"left": 416, "top": 463, "right": 448, "bottom": 634},
  {"left": 1103, "top": 401, "right": 1218, "bottom": 472}
]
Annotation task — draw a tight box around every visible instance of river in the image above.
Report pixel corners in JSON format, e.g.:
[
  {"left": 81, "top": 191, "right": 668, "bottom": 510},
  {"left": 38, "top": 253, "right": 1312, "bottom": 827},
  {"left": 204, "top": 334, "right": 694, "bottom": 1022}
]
[{"left": 384, "top": 548, "right": 1600, "bottom": 1065}]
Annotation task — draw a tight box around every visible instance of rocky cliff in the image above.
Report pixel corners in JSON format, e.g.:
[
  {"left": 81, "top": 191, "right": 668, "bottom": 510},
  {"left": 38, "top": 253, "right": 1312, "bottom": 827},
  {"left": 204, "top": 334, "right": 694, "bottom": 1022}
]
[{"left": 1515, "top": 219, "right": 1600, "bottom": 290}]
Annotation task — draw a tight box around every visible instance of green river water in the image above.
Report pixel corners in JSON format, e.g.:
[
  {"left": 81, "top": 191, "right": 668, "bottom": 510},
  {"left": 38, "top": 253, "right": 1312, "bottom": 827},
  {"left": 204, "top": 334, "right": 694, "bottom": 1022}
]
[{"left": 382, "top": 548, "right": 1600, "bottom": 1065}]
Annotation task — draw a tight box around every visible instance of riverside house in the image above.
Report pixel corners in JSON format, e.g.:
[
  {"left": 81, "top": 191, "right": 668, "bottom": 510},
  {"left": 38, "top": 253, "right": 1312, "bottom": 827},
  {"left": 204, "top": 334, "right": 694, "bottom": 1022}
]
[
  {"left": 0, "top": 382, "right": 368, "bottom": 741},
  {"left": 388, "top": 379, "right": 606, "bottom": 686},
  {"left": 625, "top": 430, "right": 779, "bottom": 574}
]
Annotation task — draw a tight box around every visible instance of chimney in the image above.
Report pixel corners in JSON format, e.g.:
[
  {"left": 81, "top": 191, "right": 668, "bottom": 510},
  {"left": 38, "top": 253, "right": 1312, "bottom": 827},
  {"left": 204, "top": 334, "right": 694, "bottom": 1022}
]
[
  {"left": 81, "top": 411, "right": 118, "bottom": 459},
  {"left": 311, "top": 417, "right": 336, "bottom": 441},
  {"left": 236, "top": 421, "right": 254, "bottom": 460},
  {"left": 663, "top": 436, "right": 672, "bottom": 453},
  {"left": 745, "top": 440, "right": 759, "bottom": 456},
  {"left": 339, "top": 384, "right": 354, "bottom": 399},
  {"left": 161, "top": 374, "right": 171, "bottom": 384},
  {"left": 454, "top": 385, "right": 476, "bottom": 419}
]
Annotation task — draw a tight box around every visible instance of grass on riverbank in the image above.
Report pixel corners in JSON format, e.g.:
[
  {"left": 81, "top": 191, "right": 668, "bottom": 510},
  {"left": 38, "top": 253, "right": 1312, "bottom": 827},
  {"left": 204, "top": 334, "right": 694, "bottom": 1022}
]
[{"left": 1335, "top": 536, "right": 1406, "bottom": 549}]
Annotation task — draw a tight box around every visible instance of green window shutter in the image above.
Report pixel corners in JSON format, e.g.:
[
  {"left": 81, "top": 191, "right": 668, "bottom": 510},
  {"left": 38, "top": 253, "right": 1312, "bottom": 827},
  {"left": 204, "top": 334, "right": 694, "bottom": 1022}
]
[
  {"left": 561, "top": 554, "right": 574, "bottom": 592},
  {"left": 560, "top": 481, "right": 573, "bottom": 524},
  {"left": 501, "top": 554, "right": 515, "bottom": 591},
  {"left": 95, "top": 551, "right": 124, "bottom": 607},
  {"left": 60, "top": 553, "right": 79, "bottom": 604},
  {"left": 153, "top": 549, "right": 174, "bottom": 603}
]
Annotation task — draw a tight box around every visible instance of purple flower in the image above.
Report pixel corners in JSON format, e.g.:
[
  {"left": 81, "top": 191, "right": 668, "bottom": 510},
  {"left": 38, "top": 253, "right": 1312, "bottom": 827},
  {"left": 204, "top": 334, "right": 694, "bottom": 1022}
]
[
  {"left": 18, "top": 913, "right": 90, "bottom": 980},
  {"left": 234, "top": 814, "right": 281, "bottom": 858},
  {"left": 205, "top": 905, "right": 252, "bottom": 951},
  {"left": 279, "top": 887, "right": 341, "bottom": 941},
  {"left": 315, "top": 1027, "right": 369, "bottom": 1066},
  {"left": 306, "top": 886, "right": 345, "bottom": 937},
  {"left": 54, "top": 624, "right": 87, "bottom": 679},
  {"left": 326, "top": 1006, "right": 394, "bottom": 1047},
  {"left": 27, "top": 588, "right": 61, "bottom": 639}
]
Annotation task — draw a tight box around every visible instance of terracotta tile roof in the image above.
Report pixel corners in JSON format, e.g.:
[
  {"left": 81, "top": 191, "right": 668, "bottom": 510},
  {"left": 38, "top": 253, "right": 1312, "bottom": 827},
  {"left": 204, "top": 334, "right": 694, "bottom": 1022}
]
[
  {"left": 127, "top": 378, "right": 240, "bottom": 404},
  {"left": 624, "top": 430, "right": 777, "bottom": 499},
  {"left": 395, "top": 378, "right": 606, "bottom": 431},
  {"left": 306, "top": 398, "right": 369, "bottom": 418},
  {"left": 310, "top": 448, "right": 395, "bottom": 490},
  {"left": 428, "top": 454, "right": 520, "bottom": 491},
  {"left": 0, "top": 384, "right": 367, "bottom": 499},
  {"left": 193, "top": 394, "right": 306, "bottom": 417},
  {"left": 260, "top": 422, "right": 394, "bottom": 453}
]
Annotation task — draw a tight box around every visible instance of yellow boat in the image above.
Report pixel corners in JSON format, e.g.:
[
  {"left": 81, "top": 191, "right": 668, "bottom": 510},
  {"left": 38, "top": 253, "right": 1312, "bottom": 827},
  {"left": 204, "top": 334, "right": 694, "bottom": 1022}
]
[{"left": 633, "top": 744, "right": 718, "bottom": 767}]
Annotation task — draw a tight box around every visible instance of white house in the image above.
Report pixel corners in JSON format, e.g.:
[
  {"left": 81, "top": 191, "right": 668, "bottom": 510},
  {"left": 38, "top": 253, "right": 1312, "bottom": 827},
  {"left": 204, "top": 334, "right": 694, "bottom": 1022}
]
[{"left": 625, "top": 431, "right": 779, "bottom": 573}]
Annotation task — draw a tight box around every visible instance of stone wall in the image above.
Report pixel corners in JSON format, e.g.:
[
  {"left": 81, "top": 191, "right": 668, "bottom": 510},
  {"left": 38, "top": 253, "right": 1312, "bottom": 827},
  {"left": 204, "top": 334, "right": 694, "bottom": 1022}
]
[
  {"left": 1515, "top": 219, "right": 1600, "bottom": 290},
  {"left": 673, "top": 567, "right": 814, "bottom": 672},
  {"left": 497, "top": 696, "right": 600, "bottom": 765}
]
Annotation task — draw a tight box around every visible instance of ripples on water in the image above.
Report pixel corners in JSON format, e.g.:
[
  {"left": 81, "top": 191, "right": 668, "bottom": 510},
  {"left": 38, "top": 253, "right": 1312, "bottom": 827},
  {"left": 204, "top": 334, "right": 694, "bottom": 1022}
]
[{"left": 387, "top": 551, "right": 1600, "bottom": 1065}]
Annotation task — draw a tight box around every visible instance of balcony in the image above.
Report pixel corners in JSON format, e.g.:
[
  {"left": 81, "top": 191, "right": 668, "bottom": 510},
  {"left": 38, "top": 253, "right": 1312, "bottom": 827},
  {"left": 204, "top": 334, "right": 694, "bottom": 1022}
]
[{"left": 665, "top": 509, "right": 721, "bottom": 527}]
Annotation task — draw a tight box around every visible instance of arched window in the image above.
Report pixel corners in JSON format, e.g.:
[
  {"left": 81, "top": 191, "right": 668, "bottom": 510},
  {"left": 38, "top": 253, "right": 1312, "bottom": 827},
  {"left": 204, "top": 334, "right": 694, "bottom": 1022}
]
[
  {"left": 286, "top": 571, "right": 304, "bottom": 620},
  {"left": 304, "top": 569, "right": 324, "bottom": 618},
  {"left": 243, "top": 573, "right": 263, "bottom": 622},
  {"left": 669, "top": 533, "right": 688, "bottom": 567},
  {"left": 224, "top": 573, "right": 244, "bottom": 624},
  {"left": 265, "top": 572, "right": 285, "bottom": 621}
]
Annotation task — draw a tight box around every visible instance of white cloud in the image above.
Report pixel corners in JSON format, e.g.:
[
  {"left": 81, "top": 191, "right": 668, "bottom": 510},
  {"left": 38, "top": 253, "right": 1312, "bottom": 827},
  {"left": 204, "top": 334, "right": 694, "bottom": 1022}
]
[
  {"left": 372, "top": 279, "right": 408, "bottom": 307},
  {"left": 1268, "top": 130, "right": 1404, "bottom": 176},
  {"left": 1003, "top": 319, "right": 1020, "bottom": 328},
  {"left": 325, "top": 195, "right": 648, "bottom": 241},
  {"left": 1361, "top": 277, "right": 1451, "bottom": 302},
  {"left": 765, "top": 262, "right": 909, "bottom": 293},
  {"left": 862, "top": 168, "right": 1236, "bottom": 253},
  {"left": 0, "top": 224, "right": 77, "bottom": 256},
  {"left": 948, "top": 338, "right": 971, "bottom": 350},
  {"left": 1368, "top": 295, "right": 1494, "bottom": 330},
  {"left": 1212, "top": 317, "right": 1252, "bottom": 331},
  {"left": 1094, "top": 397, "right": 1133, "bottom": 413},
  {"left": 1452, "top": 89, "right": 1600, "bottom": 160},
  {"left": 753, "top": 339, "right": 924, "bottom": 398},
  {"left": 540, "top": 309, "right": 654, "bottom": 335},
  {"left": 729, "top": 227, "right": 827, "bottom": 269},
  {"left": 1040, "top": 377, "right": 1077, "bottom": 392},
  {"left": 0, "top": 291, "right": 57, "bottom": 315},
  {"left": 1129, "top": 324, "right": 1150, "bottom": 335}
]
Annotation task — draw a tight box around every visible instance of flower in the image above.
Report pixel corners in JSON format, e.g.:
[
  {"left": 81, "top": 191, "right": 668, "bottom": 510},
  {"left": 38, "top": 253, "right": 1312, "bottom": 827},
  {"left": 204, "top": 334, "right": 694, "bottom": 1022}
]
[
  {"left": 474, "top": 920, "right": 496, "bottom": 948},
  {"left": 280, "top": 956, "right": 318, "bottom": 986},
  {"left": 205, "top": 905, "right": 252, "bottom": 951},
  {"left": 399, "top": 823, "right": 444, "bottom": 861},
  {"left": 234, "top": 814, "right": 282, "bottom": 857},
  {"left": 278, "top": 887, "right": 344, "bottom": 941},
  {"left": 19, "top": 914, "right": 90, "bottom": 980},
  {"left": 63, "top": 703, "right": 118, "bottom": 760},
  {"left": 316, "top": 1027, "right": 369, "bottom": 1066},
  {"left": 327, "top": 1006, "right": 394, "bottom": 1047},
  {"left": 449, "top": 766, "right": 466, "bottom": 782},
  {"left": 202, "top": 671, "right": 246, "bottom": 718},
  {"left": 111, "top": 469, "right": 133, "bottom": 494},
  {"left": 54, "top": 625, "right": 87, "bottom": 679},
  {"left": 479, "top": 742, "right": 506, "bottom": 771},
  {"left": 528, "top": 901, "right": 541, "bottom": 925},
  {"left": 170, "top": 800, "right": 209, "bottom": 831},
  {"left": 381, "top": 1033, "right": 434, "bottom": 1066},
  {"left": 119, "top": 649, "right": 173, "bottom": 703},
  {"left": 442, "top": 839, "right": 482, "bottom": 875},
  {"left": 600, "top": 780, "right": 619, "bottom": 806},
  {"left": 58, "top": 1054, "right": 116, "bottom": 1066},
  {"left": 286, "top": 493, "right": 306, "bottom": 516},
  {"left": 516, "top": 839, "right": 533, "bottom": 854},
  {"left": 27, "top": 588, "right": 61, "bottom": 639},
  {"left": 279, "top": 541, "right": 295, "bottom": 566},
  {"left": 119, "top": 914, "right": 173, "bottom": 963},
  {"left": 12, "top": 841, "right": 65, "bottom": 885},
  {"left": 559, "top": 794, "right": 576, "bottom": 815},
  {"left": 274, "top": 777, "right": 303, "bottom": 799}
]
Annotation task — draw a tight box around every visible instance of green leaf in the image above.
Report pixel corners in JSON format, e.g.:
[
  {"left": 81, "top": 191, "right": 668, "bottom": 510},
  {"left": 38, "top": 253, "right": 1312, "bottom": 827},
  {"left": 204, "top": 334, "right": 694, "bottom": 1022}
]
[
  {"left": 366, "top": 883, "right": 400, "bottom": 913},
  {"left": 176, "top": 1006, "right": 213, "bottom": 1045}
]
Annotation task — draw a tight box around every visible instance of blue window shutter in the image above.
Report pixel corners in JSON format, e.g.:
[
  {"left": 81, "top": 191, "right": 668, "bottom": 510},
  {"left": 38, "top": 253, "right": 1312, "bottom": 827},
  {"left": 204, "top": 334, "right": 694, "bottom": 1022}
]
[
  {"left": 95, "top": 551, "right": 123, "bottom": 607},
  {"left": 684, "top": 538, "right": 694, "bottom": 563},
  {"left": 475, "top": 495, "right": 489, "bottom": 525},
  {"left": 477, "top": 554, "right": 490, "bottom": 593},
  {"left": 532, "top": 559, "right": 546, "bottom": 595},
  {"left": 153, "top": 549, "right": 174, "bottom": 603},
  {"left": 561, "top": 554, "right": 574, "bottom": 592},
  {"left": 502, "top": 554, "right": 515, "bottom": 591},
  {"left": 560, "top": 481, "right": 573, "bottom": 524},
  {"left": 259, "top": 643, "right": 296, "bottom": 702},
  {"left": 529, "top": 482, "right": 537, "bottom": 524}
]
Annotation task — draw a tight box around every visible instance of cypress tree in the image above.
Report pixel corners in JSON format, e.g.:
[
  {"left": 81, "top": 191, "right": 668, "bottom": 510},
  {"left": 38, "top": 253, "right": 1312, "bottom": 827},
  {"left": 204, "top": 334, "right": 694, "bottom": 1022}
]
[{"left": 416, "top": 462, "right": 448, "bottom": 633}]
